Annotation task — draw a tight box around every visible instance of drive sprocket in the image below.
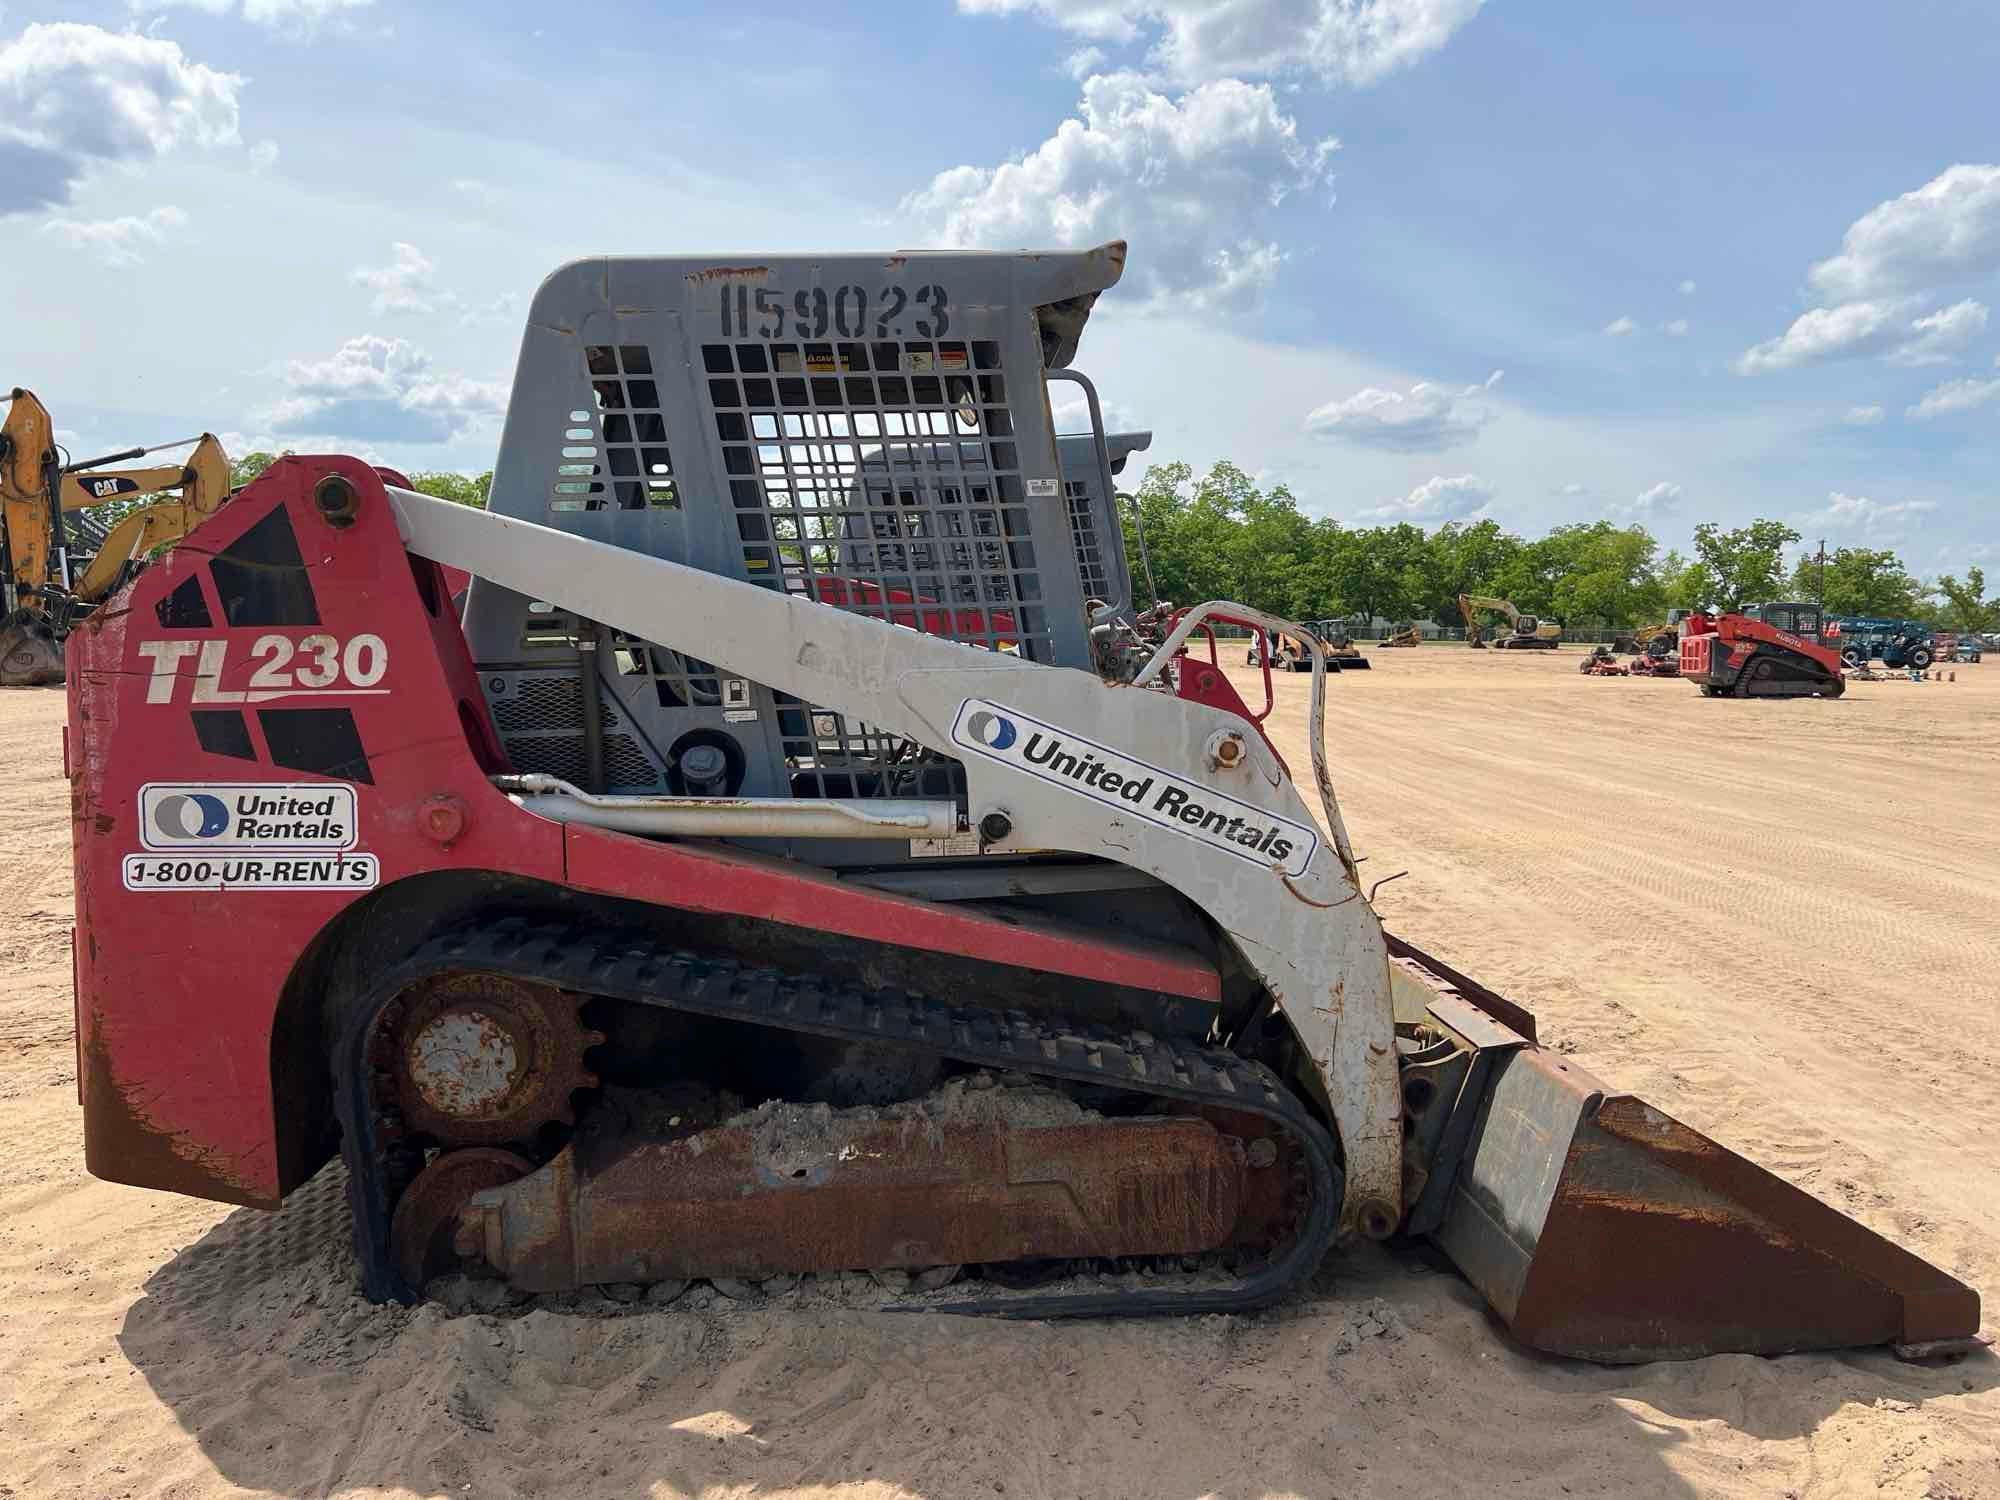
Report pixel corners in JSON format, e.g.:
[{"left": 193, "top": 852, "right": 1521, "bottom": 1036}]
[{"left": 389, "top": 973, "right": 602, "bottom": 1147}]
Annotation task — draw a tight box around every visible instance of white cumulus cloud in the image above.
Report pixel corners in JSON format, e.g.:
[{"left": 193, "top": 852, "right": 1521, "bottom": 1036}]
[
  {"left": 1843, "top": 404, "right": 1884, "bottom": 426},
  {"left": 955, "top": 0, "right": 1486, "bottom": 88},
  {"left": 903, "top": 71, "right": 1336, "bottom": 307},
  {"left": 1906, "top": 375, "right": 2000, "bottom": 421},
  {"left": 1602, "top": 314, "right": 1637, "bottom": 336},
  {"left": 1303, "top": 369, "right": 1502, "bottom": 452},
  {"left": 1064, "top": 44, "right": 1106, "bottom": 76},
  {"left": 349, "top": 242, "right": 518, "bottom": 325},
  {"left": 1679, "top": 278, "right": 1696, "bottom": 296},
  {"left": 1807, "top": 164, "right": 2000, "bottom": 303},
  {"left": 1735, "top": 297, "right": 1987, "bottom": 374},
  {"left": 1360, "top": 472, "right": 1495, "bottom": 521},
  {"left": 1740, "top": 166, "right": 2000, "bottom": 376},
  {"left": 40, "top": 203, "right": 186, "bottom": 265},
  {"left": 352, "top": 242, "right": 445, "bottom": 314},
  {"left": 1794, "top": 491, "right": 1938, "bottom": 539},
  {"left": 0, "top": 22, "right": 241, "bottom": 214},
  {"left": 264, "top": 335, "right": 506, "bottom": 445},
  {"left": 1661, "top": 318, "right": 1689, "bottom": 336},
  {"left": 1606, "top": 481, "right": 1682, "bottom": 522},
  {"left": 1892, "top": 298, "right": 1989, "bottom": 365}
]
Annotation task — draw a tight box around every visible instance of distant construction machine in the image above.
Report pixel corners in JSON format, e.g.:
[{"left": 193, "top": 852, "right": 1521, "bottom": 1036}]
[
  {"left": 1827, "top": 616, "right": 1937, "bottom": 673},
  {"left": 1679, "top": 601, "right": 1845, "bottom": 698},
  {"left": 0, "top": 389, "right": 230, "bottom": 684},
  {"left": 1578, "top": 645, "right": 1629, "bottom": 676},
  {"left": 1245, "top": 622, "right": 1372, "bottom": 672},
  {"left": 1624, "top": 623, "right": 1681, "bottom": 677},
  {"left": 1458, "top": 593, "right": 1561, "bottom": 650}
]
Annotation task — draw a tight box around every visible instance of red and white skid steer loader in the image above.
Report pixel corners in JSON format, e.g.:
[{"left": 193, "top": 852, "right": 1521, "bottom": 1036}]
[{"left": 66, "top": 244, "right": 1980, "bottom": 1361}]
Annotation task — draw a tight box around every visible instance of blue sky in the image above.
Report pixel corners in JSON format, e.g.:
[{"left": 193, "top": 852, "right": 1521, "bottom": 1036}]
[{"left": 4, "top": 0, "right": 1996, "bottom": 576}]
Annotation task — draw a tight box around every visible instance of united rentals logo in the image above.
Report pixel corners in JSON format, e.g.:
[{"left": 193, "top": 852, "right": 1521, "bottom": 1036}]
[
  {"left": 138, "top": 782, "right": 359, "bottom": 852},
  {"left": 949, "top": 699, "right": 1317, "bottom": 877},
  {"left": 962, "top": 709, "right": 1019, "bottom": 751},
  {"left": 149, "top": 792, "right": 231, "bottom": 841}
]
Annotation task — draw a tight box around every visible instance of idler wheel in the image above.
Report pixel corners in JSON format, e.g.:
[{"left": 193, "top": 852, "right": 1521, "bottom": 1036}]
[{"left": 390, "top": 1147, "right": 534, "bottom": 1289}]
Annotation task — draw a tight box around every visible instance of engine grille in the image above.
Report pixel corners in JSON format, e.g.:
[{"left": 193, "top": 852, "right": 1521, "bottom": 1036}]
[{"left": 490, "top": 673, "right": 662, "bottom": 789}]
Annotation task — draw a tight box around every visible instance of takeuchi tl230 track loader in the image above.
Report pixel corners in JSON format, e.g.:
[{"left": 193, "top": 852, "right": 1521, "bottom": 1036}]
[{"left": 68, "top": 246, "right": 1980, "bottom": 1363}]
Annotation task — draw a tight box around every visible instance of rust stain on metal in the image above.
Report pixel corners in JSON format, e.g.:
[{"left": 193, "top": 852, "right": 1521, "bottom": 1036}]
[
  {"left": 81, "top": 1024, "right": 272, "bottom": 1206},
  {"left": 687, "top": 265, "right": 771, "bottom": 284},
  {"left": 461, "top": 1114, "right": 1257, "bottom": 1291},
  {"left": 1551, "top": 1183, "right": 1799, "bottom": 1246},
  {"left": 392, "top": 973, "right": 597, "bottom": 1145},
  {"left": 391, "top": 1147, "right": 532, "bottom": 1287},
  {"left": 1447, "top": 1051, "right": 1984, "bottom": 1357}
]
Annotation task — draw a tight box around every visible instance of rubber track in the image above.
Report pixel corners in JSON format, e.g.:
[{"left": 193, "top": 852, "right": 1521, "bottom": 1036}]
[
  {"left": 336, "top": 918, "right": 1345, "bottom": 1320},
  {"left": 1725, "top": 645, "right": 1841, "bottom": 698}
]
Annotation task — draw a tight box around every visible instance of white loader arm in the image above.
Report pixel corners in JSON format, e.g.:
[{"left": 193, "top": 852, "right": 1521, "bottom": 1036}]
[{"left": 391, "top": 488, "right": 1405, "bottom": 1235}]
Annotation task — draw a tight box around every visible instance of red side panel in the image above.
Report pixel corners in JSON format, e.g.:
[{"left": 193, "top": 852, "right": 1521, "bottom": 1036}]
[
  {"left": 70, "top": 459, "right": 1216, "bottom": 1208},
  {"left": 563, "top": 826, "right": 1219, "bottom": 1002},
  {"left": 69, "top": 458, "right": 564, "bottom": 1206}
]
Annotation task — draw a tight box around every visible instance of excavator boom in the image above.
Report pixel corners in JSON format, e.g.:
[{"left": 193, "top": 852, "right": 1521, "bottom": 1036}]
[{"left": 0, "top": 390, "right": 230, "bottom": 684}]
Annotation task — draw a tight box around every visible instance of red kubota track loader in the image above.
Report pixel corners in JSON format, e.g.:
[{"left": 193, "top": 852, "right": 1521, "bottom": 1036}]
[
  {"left": 67, "top": 246, "right": 1978, "bottom": 1361},
  {"left": 1680, "top": 602, "right": 1846, "bottom": 698}
]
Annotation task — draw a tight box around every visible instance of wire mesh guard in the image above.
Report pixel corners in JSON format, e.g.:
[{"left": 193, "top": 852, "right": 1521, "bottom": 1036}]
[
  {"left": 562, "top": 336, "right": 1055, "bottom": 801},
  {"left": 554, "top": 345, "right": 682, "bottom": 513},
  {"left": 1065, "top": 477, "right": 1111, "bottom": 605}
]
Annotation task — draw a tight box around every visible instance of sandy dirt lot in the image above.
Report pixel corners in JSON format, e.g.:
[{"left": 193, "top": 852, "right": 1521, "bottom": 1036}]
[{"left": 2, "top": 648, "right": 1997, "bottom": 1499}]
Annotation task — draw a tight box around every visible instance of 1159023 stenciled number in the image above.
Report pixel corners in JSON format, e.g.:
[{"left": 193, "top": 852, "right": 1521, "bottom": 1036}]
[{"left": 718, "top": 283, "right": 951, "bottom": 341}]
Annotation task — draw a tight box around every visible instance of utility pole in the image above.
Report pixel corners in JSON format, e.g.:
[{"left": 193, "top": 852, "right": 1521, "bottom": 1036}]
[{"left": 1816, "top": 538, "right": 1826, "bottom": 612}]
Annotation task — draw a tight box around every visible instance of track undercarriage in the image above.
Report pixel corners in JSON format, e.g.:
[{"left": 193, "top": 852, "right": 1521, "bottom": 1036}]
[
  {"left": 1698, "top": 644, "right": 1845, "bottom": 698},
  {"left": 350, "top": 922, "right": 1339, "bottom": 1317}
]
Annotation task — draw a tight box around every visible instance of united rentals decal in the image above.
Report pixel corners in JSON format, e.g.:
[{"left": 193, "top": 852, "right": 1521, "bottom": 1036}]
[
  {"left": 949, "top": 699, "right": 1317, "bottom": 878},
  {"left": 139, "top": 783, "right": 357, "bottom": 851},
  {"left": 125, "top": 781, "right": 380, "bottom": 891}
]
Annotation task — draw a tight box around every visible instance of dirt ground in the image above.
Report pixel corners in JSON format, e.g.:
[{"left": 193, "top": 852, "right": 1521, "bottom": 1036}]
[{"left": 2, "top": 649, "right": 1997, "bottom": 1500}]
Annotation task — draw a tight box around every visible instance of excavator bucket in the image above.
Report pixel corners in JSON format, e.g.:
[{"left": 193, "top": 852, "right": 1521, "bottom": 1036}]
[
  {"left": 0, "top": 615, "right": 65, "bottom": 686},
  {"left": 1392, "top": 943, "right": 1981, "bottom": 1362}
]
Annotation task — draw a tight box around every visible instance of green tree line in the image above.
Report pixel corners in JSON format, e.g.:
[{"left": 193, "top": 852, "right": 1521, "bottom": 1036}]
[
  {"left": 1120, "top": 460, "right": 1996, "bottom": 632},
  {"left": 195, "top": 451, "right": 2000, "bottom": 635}
]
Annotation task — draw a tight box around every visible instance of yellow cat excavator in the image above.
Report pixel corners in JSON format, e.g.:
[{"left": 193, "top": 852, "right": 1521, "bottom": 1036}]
[
  {"left": 0, "top": 389, "right": 231, "bottom": 685},
  {"left": 1457, "top": 592, "right": 1562, "bottom": 651}
]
